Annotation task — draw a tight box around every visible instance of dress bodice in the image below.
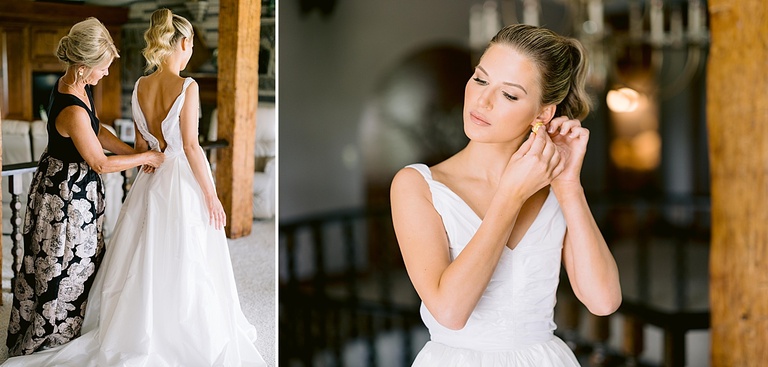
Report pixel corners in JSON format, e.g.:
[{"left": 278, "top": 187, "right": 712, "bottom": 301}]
[
  {"left": 46, "top": 80, "right": 100, "bottom": 163},
  {"left": 131, "top": 77, "right": 194, "bottom": 158},
  {"left": 407, "top": 163, "right": 567, "bottom": 352}
]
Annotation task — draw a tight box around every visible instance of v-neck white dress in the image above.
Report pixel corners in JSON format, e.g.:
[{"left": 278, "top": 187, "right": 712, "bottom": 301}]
[
  {"left": 1, "top": 78, "right": 266, "bottom": 367},
  {"left": 406, "top": 163, "right": 579, "bottom": 366}
]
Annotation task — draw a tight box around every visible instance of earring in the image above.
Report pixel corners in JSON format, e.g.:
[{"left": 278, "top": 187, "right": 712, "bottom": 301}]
[{"left": 78, "top": 70, "right": 83, "bottom": 76}]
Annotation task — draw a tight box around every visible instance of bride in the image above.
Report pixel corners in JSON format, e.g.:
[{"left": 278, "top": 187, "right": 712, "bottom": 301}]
[{"left": 2, "top": 8, "right": 267, "bottom": 367}]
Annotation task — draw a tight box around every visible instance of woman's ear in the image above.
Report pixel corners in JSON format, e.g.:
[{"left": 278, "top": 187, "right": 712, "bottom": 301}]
[{"left": 534, "top": 104, "right": 556, "bottom": 125}]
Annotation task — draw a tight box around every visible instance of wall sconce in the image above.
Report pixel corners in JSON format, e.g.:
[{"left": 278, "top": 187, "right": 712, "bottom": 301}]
[{"left": 607, "top": 87, "right": 641, "bottom": 113}]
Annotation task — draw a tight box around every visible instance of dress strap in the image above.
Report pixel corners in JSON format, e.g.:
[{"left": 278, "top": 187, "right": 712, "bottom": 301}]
[
  {"left": 182, "top": 77, "right": 195, "bottom": 89},
  {"left": 405, "top": 163, "right": 432, "bottom": 181}
]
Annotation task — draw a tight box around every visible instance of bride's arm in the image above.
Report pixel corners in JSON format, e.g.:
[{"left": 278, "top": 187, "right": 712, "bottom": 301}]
[
  {"left": 391, "top": 169, "right": 522, "bottom": 330},
  {"left": 547, "top": 117, "right": 621, "bottom": 315},
  {"left": 391, "top": 131, "right": 561, "bottom": 330},
  {"left": 179, "top": 80, "right": 225, "bottom": 230}
]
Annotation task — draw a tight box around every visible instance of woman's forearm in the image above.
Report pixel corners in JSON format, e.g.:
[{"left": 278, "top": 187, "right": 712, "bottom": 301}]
[
  {"left": 428, "top": 193, "right": 523, "bottom": 328},
  {"left": 98, "top": 127, "right": 136, "bottom": 155},
  {"left": 183, "top": 143, "right": 217, "bottom": 199},
  {"left": 90, "top": 152, "right": 154, "bottom": 174},
  {"left": 555, "top": 183, "right": 621, "bottom": 314}
]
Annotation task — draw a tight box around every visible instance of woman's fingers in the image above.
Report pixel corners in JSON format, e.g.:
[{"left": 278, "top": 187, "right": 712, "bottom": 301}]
[
  {"left": 526, "top": 127, "right": 548, "bottom": 156},
  {"left": 548, "top": 116, "right": 582, "bottom": 137},
  {"left": 219, "top": 210, "right": 227, "bottom": 229},
  {"left": 573, "top": 126, "right": 589, "bottom": 140},
  {"left": 547, "top": 116, "right": 568, "bottom": 134},
  {"left": 513, "top": 132, "right": 536, "bottom": 159},
  {"left": 527, "top": 131, "right": 561, "bottom": 180},
  {"left": 210, "top": 205, "right": 227, "bottom": 230}
]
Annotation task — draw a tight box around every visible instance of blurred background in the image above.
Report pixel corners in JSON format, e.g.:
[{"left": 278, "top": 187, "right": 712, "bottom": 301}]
[{"left": 279, "top": 0, "right": 711, "bottom": 366}]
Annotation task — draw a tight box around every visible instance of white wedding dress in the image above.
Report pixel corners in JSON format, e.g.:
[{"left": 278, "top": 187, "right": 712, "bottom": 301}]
[
  {"left": 2, "top": 77, "right": 267, "bottom": 367},
  {"left": 407, "top": 164, "right": 580, "bottom": 366}
]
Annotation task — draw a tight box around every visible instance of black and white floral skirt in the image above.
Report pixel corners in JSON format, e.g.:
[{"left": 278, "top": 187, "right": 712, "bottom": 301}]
[{"left": 6, "top": 152, "right": 105, "bottom": 356}]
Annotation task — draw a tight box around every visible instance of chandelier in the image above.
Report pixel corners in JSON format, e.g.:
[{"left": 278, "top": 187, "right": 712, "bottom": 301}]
[
  {"left": 469, "top": 0, "right": 709, "bottom": 174},
  {"left": 469, "top": 0, "right": 710, "bottom": 100}
]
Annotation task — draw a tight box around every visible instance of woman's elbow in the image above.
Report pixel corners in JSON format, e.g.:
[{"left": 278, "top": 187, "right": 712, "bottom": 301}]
[
  {"left": 587, "top": 294, "right": 622, "bottom": 316},
  {"left": 87, "top": 160, "right": 106, "bottom": 175},
  {"left": 432, "top": 308, "right": 470, "bottom": 330},
  {"left": 183, "top": 143, "right": 201, "bottom": 156}
]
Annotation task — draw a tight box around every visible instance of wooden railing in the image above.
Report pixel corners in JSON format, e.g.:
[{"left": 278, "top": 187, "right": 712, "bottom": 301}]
[{"left": 279, "top": 207, "right": 423, "bottom": 367}]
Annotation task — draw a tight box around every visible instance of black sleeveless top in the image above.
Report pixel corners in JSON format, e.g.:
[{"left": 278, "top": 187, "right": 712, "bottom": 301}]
[{"left": 45, "top": 79, "right": 101, "bottom": 163}]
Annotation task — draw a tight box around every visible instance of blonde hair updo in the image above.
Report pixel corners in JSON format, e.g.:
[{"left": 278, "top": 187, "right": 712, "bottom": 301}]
[
  {"left": 489, "top": 24, "right": 592, "bottom": 120},
  {"left": 55, "top": 17, "right": 119, "bottom": 80},
  {"left": 143, "top": 8, "right": 194, "bottom": 72}
]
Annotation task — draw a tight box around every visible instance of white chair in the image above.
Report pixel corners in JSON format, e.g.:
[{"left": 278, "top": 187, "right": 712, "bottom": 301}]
[
  {"left": 1, "top": 120, "right": 34, "bottom": 235},
  {"left": 30, "top": 120, "right": 48, "bottom": 160},
  {"left": 253, "top": 103, "right": 275, "bottom": 218}
]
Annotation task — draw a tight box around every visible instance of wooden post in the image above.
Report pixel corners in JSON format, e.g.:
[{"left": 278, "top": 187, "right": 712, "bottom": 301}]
[
  {"left": 707, "top": 0, "right": 768, "bottom": 365},
  {"left": 0, "top": 111, "right": 3, "bottom": 306},
  {"left": 216, "top": 0, "right": 261, "bottom": 238}
]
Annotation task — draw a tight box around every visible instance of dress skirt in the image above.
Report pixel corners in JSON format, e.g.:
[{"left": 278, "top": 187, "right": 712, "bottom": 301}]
[
  {"left": 412, "top": 339, "right": 580, "bottom": 367},
  {"left": 5, "top": 152, "right": 105, "bottom": 356}
]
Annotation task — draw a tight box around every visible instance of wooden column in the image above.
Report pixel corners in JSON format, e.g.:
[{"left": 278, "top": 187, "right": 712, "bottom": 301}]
[
  {"left": 0, "top": 111, "right": 3, "bottom": 305},
  {"left": 216, "top": 0, "right": 261, "bottom": 238},
  {"left": 708, "top": 0, "right": 768, "bottom": 365}
]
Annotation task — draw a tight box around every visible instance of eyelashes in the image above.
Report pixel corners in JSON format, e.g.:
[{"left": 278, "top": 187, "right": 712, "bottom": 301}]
[
  {"left": 473, "top": 76, "right": 518, "bottom": 101},
  {"left": 503, "top": 93, "right": 518, "bottom": 101},
  {"left": 472, "top": 77, "right": 487, "bottom": 86}
]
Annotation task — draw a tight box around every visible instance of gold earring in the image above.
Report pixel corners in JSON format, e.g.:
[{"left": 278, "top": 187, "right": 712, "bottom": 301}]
[{"left": 532, "top": 122, "right": 545, "bottom": 134}]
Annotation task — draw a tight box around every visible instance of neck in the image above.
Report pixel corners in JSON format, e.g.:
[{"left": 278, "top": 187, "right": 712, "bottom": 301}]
[
  {"left": 457, "top": 137, "right": 527, "bottom": 182},
  {"left": 63, "top": 68, "right": 85, "bottom": 86},
  {"left": 159, "top": 58, "right": 184, "bottom": 76},
  {"left": 61, "top": 68, "right": 87, "bottom": 97}
]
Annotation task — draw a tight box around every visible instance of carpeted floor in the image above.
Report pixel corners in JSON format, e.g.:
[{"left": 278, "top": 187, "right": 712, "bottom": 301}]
[{"left": 0, "top": 218, "right": 276, "bottom": 366}]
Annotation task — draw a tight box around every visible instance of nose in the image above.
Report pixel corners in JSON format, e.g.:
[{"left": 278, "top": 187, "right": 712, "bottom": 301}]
[{"left": 477, "top": 87, "right": 492, "bottom": 110}]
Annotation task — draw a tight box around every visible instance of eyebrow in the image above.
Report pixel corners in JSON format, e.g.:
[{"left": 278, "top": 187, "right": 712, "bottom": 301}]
[{"left": 477, "top": 65, "right": 528, "bottom": 95}]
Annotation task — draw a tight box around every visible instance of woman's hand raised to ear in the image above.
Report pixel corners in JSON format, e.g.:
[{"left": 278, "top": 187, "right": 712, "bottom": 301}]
[
  {"left": 547, "top": 116, "right": 589, "bottom": 188},
  {"left": 500, "top": 127, "right": 565, "bottom": 200}
]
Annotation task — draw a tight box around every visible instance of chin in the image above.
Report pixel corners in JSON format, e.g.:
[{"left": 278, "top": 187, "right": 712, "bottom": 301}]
[{"left": 463, "top": 120, "right": 499, "bottom": 143}]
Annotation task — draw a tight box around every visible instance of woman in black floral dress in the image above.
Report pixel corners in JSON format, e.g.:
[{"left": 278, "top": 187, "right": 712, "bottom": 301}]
[{"left": 5, "top": 18, "right": 165, "bottom": 356}]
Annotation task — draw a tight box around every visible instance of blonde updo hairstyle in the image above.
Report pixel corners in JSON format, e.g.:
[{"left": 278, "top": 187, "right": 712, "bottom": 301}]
[
  {"left": 489, "top": 24, "right": 591, "bottom": 120},
  {"left": 143, "top": 8, "right": 194, "bottom": 72},
  {"left": 55, "top": 17, "right": 119, "bottom": 84}
]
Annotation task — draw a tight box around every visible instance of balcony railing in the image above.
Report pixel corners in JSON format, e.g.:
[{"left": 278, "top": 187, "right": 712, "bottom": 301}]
[{"left": 279, "top": 194, "right": 712, "bottom": 367}]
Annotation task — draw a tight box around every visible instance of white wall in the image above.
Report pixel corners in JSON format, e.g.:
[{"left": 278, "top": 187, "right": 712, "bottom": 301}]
[{"left": 279, "top": 0, "right": 487, "bottom": 218}]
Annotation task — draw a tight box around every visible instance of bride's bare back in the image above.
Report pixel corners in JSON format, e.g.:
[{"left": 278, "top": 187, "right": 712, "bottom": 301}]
[{"left": 135, "top": 72, "right": 187, "bottom": 151}]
